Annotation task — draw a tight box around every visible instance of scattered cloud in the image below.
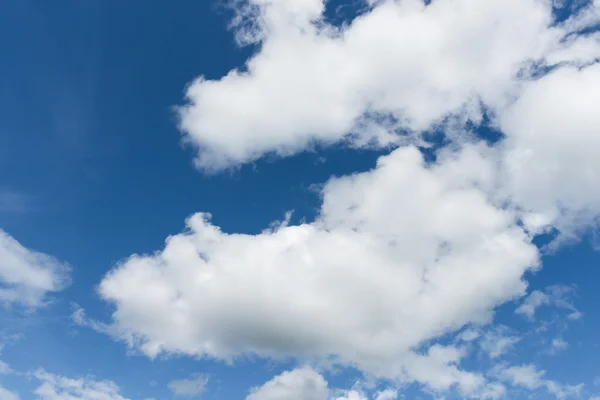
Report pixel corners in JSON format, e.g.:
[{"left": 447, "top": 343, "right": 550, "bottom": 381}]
[
  {"left": 168, "top": 374, "right": 209, "bottom": 398},
  {"left": 332, "top": 390, "right": 368, "bottom": 400},
  {"left": 550, "top": 338, "right": 569, "bottom": 354},
  {"left": 496, "top": 364, "right": 545, "bottom": 390},
  {"left": 373, "top": 389, "right": 397, "bottom": 400},
  {"left": 516, "top": 291, "right": 550, "bottom": 320},
  {"left": 0, "top": 230, "right": 70, "bottom": 308},
  {"left": 494, "top": 363, "right": 583, "bottom": 398},
  {"left": 246, "top": 367, "right": 328, "bottom": 400},
  {"left": 480, "top": 382, "right": 506, "bottom": 400},
  {"left": 516, "top": 285, "right": 582, "bottom": 321},
  {"left": 33, "top": 369, "right": 130, "bottom": 400},
  {"left": 0, "top": 359, "right": 13, "bottom": 374},
  {"left": 0, "top": 188, "right": 30, "bottom": 214},
  {"left": 457, "top": 329, "right": 481, "bottom": 342},
  {"left": 479, "top": 326, "right": 521, "bottom": 359}
]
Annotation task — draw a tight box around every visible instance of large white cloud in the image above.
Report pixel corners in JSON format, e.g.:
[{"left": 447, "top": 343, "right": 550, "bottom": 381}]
[
  {"left": 0, "top": 230, "right": 70, "bottom": 307},
  {"left": 177, "top": 0, "right": 600, "bottom": 240},
  {"left": 97, "top": 145, "right": 538, "bottom": 394},
  {"left": 498, "top": 63, "right": 600, "bottom": 237},
  {"left": 168, "top": 374, "right": 209, "bottom": 398},
  {"left": 84, "top": 0, "right": 600, "bottom": 397},
  {"left": 177, "top": 0, "right": 599, "bottom": 170}
]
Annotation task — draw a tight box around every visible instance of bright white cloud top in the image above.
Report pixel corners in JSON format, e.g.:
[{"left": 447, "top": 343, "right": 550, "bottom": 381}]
[
  {"left": 67, "top": 0, "right": 600, "bottom": 397},
  {"left": 98, "top": 146, "right": 537, "bottom": 394},
  {"left": 245, "top": 367, "right": 399, "bottom": 400},
  {"left": 246, "top": 367, "right": 329, "bottom": 400}
]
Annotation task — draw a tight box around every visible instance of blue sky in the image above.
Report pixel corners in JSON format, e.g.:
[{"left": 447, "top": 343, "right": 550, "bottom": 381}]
[{"left": 1, "top": 0, "right": 600, "bottom": 399}]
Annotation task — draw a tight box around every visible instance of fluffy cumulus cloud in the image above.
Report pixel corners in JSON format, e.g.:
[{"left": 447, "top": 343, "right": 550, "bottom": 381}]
[
  {"left": 478, "top": 326, "right": 521, "bottom": 359},
  {"left": 373, "top": 389, "right": 397, "bottom": 400},
  {"left": 178, "top": 0, "right": 600, "bottom": 171},
  {"left": 515, "top": 290, "right": 550, "bottom": 320},
  {"left": 83, "top": 0, "right": 600, "bottom": 397},
  {"left": 0, "top": 230, "right": 70, "bottom": 307},
  {"left": 333, "top": 390, "right": 368, "bottom": 400},
  {"left": 33, "top": 370, "right": 130, "bottom": 400},
  {"left": 480, "top": 383, "right": 506, "bottom": 400},
  {"left": 168, "top": 374, "right": 209, "bottom": 397},
  {"left": 246, "top": 367, "right": 329, "bottom": 400},
  {"left": 246, "top": 367, "right": 398, "bottom": 400},
  {"left": 550, "top": 338, "right": 569, "bottom": 353},
  {"left": 0, "top": 359, "right": 13, "bottom": 374},
  {"left": 516, "top": 285, "right": 582, "bottom": 320},
  {"left": 97, "top": 145, "right": 538, "bottom": 394}
]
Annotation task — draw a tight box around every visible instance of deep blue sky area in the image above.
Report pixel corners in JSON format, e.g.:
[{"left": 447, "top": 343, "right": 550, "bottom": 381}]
[
  {"left": 0, "top": 1, "right": 599, "bottom": 399},
  {"left": 0, "top": 0, "right": 383, "bottom": 275}
]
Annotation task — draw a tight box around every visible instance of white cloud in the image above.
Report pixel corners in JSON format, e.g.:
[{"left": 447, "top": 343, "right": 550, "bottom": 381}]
[
  {"left": 479, "top": 326, "right": 521, "bottom": 359},
  {"left": 495, "top": 363, "right": 583, "bottom": 399},
  {"left": 95, "top": 145, "right": 538, "bottom": 394},
  {"left": 401, "top": 344, "right": 484, "bottom": 395},
  {"left": 496, "top": 364, "right": 545, "bottom": 390},
  {"left": 177, "top": 0, "right": 600, "bottom": 252},
  {"left": 0, "top": 188, "right": 29, "bottom": 214},
  {"left": 0, "top": 385, "right": 19, "bottom": 400},
  {"left": 33, "top": 370, "right": 129, "bottom": 400},
  {"left": 498, "top": 63, "right": 600, "bottom": 238},
  {"left": 0, "top": 230, "right": 70, "bottom": 308},
  {"left": 516, "top": 285, "right": 582, "bottom": 321},
  {"left": 551, "top": 338, "right": 569, "bottom": 354},
  {"left": 480, "top": 382, "right": 506, "bottom": 400},
  {"left": 177, "top": 0, "right": 600, "bottom": 171},
  {"left": 516, "top": 290, "right": 549, "bottom": 320},
  {"left": 246, "top": 367, "right": 328, "bottom": 400},
  {"left": 457, "top": 329, "right": 481, "bottom": 342},
  {"left": 178, "top": 0, "right": 552, "bottom": 169},
  {"left": 246, "top": 368, "right": 397, "bottom": 400},
  {"left": 373, "top": 389, "right": 397, "bottom": 400},
  {"left": 168, "top": 374, "right": 209, "bottom": 398}
]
